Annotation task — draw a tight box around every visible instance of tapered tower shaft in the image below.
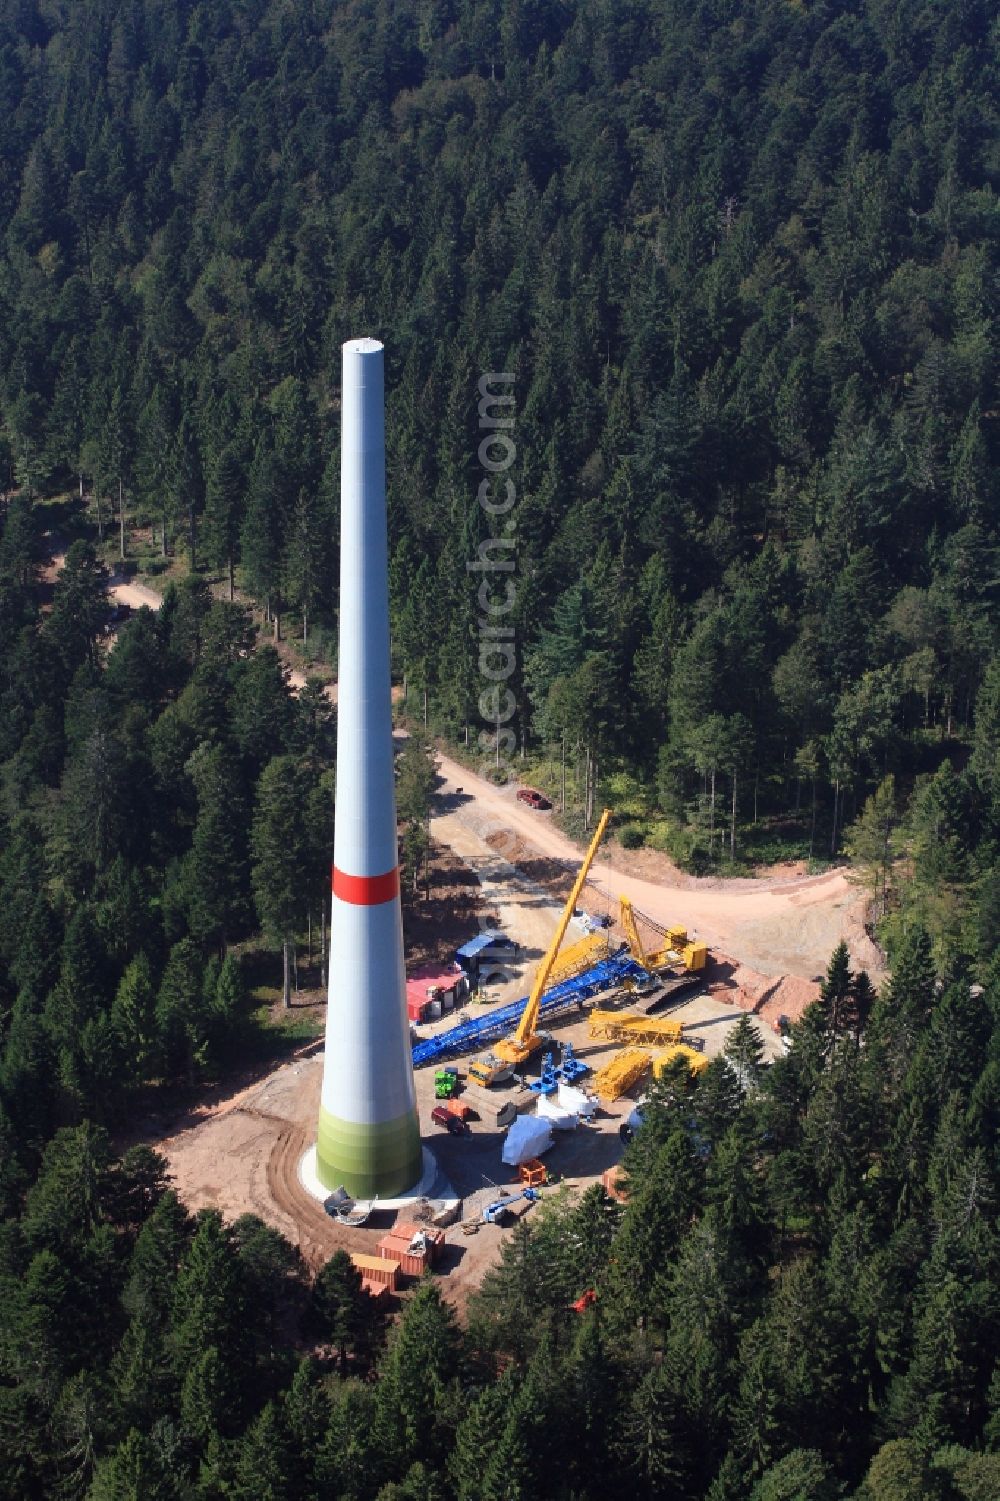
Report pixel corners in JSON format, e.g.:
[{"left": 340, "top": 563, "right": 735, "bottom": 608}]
[{"left": 315, "top": 338, "right": 421, "bottom": 1197}]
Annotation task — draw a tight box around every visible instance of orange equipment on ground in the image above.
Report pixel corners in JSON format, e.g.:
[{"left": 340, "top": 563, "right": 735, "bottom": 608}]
[
  {"left": 601, "top": 1166, "right": 628, "bottom": 1202},
  {"left": 517, "top": 1159, "right": 547, "bottom": 1187},
  {"left": 376, "top": 1223, "right": 445, "bottom": 1278},
  {"left": 653, "top": 1043, "right": 710, "bottom": 1078},
  {"left": 351, "top": 1251, "right": 399, "bottom": 1294},
  {"left": 588, "top": 1009, "right": 684, "bottom": 1046}
]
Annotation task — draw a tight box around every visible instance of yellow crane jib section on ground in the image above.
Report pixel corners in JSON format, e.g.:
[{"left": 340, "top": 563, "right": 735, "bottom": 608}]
[
  {"left": 495, "top": 808, "right": 613, "bottom": 1066},
  {"left": 592, "top": 1048, "right": 652, "bottom": 1101},
  {"left": 588, "top": 1009, "right": 685, "bottom": 1046},
  {"left": 653, "top": 1043, "right": 710, "bottom": 1078},
  {"left": 546, "top": 932, "right": 609, "bottom": 987}
]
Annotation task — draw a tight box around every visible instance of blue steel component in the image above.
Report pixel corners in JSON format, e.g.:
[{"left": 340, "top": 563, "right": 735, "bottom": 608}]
[
  {"left": 529, "top": 1052, "right": 559, "bottom": 1096},
  {"left": 557, "top": 1042, "right": 590, "bottom": 1082},
  {"left": 483, "top": 1186, "right": 539, "bottom": 1223},
  {"left": 559, "top": 1059, "right": 590, "bottom": 1082},
  {"left": 411, "top": 954, "right": 647, "bottom": 1067}
]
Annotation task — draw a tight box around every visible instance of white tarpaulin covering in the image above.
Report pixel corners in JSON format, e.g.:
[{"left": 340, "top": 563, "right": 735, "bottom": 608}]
[
  {"left": 626, "top": 1106, "right": 645, "bottom": 1131},
  {"left": 536, "top": 1093, "right": 578, "bottom": 1130},
  {"left": 557, "top": 1082, "right": 598, "bottom": 1120},
  {"left": 501, "top": 1115, "right": 554, "bottom": 1166}
]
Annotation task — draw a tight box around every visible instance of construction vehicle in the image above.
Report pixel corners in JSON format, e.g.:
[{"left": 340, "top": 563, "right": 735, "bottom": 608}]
[
  {"left": 412, "top": 951, "right": 646, "bottom": 1069},
  {"left": 482, "top": 1186, "right": 540, "bottom": 1224},
  {"left": 619, "top": 897, "right": 708, "bottom": 973},
  {"left": 493, "top": 809, "right": 613, "bottom": 1067},
  {"left": 467, "top": 940, "right": 607, "bottom": 1085},
  {"left": 434, "top": 1067, "right": 459, "bottom": 1098},
  {"left": 468, "top": 1052, "right": 516, "bottom": 1087},
  {"left": 430, "top": 1105, "right": 466, "bottom": 1135}
]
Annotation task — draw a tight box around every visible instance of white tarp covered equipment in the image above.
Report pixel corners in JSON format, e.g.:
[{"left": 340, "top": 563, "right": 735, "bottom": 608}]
[
  {"left": 536, "top": 1093, "right": 578, "bottom": 1130},
  {"left": 501, "top": 1115, "right": 554, "bottom": 1165},
  {"left": 558, "top": 1082, "right": 598, "bottom": 1120}
]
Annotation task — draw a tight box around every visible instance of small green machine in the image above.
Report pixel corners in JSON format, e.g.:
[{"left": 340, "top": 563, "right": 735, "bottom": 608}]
[{"left": 434, "top": 1068, "right": 459, "bottom": 1099}]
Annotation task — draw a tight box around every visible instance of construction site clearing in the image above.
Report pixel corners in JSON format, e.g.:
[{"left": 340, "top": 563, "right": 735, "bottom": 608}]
[
  {"left": 144, "top": 969, "right": 782, "bottom": 1311},
  {"left": 139, "top": 789, "right": 833, "bottom": 1312}
]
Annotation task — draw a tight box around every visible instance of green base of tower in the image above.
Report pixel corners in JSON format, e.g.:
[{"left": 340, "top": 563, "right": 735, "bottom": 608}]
[{"left": 315, "top": 1105, "right": 423, "bottom": 1198}]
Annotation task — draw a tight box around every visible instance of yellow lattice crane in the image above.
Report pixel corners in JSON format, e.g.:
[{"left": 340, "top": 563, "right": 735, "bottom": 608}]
[
  {"left": 494, "top": 808, "right": 613, "bottom": 1066},
  {"left": 619, "top": 896, "right": 707, "bottom": 973}
]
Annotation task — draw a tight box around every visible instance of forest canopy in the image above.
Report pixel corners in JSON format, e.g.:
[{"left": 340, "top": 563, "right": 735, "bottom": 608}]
[
  {"left": 0, "top": 0, "right": 995, "bottom": 863},
  {"left": 0, "top": 0, "right": 998, "bottom": 1497}
]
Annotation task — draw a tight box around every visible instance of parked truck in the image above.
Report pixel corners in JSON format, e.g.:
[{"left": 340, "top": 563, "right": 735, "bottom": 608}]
[{"left": 468, "top": 1052, "right": 516, "bottom": 1087}]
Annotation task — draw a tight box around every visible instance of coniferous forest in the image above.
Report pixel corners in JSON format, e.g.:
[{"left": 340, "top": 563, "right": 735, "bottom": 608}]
[{"left": 0, "top": 0, "right": 999, "bottom": 1496}]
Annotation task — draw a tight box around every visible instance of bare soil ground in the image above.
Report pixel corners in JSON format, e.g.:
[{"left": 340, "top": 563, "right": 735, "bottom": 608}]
[
  {"left": 134, "top": 713, "right": 870, "bottom": 1305},
  {"left": 433, "top": 752, "right": 883, "bottom": 985},
  {"left": 144, "top": 980, "right": 778, "bottom": 1310},
  {"left": 107, "top": 572, "right": 163, "bottom": 611},
  {"left": 404, "top": 839, "right": 484, "bottom": 968},
  {"left": 704, "top": 959, "right": 822, "bottom": 1030}
]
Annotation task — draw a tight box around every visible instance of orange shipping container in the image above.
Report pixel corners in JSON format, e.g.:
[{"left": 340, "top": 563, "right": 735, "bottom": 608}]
[
  {"left": 351, "top": 1251, "right": 400, "bottom": 1290},
  {"left": 378, "top": 1223, "right": 445, "bottom": 1278},
  {"left": 361, "top": 1277, "right": 391, "bottom": 1303},
  {"left": 601, "top": 1166, "right": 628, "bottom": 1203}
]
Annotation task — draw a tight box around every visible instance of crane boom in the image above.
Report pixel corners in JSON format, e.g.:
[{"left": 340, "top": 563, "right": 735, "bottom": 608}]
[
  {"left": 495, "top": 808, "right": 612, "bottom": 1065},
  {"left": 618, "top": 895, "right": 708, "bottom": 975},
  {"left": 619, "top": 896, "right": 647, "bottom": 966}
]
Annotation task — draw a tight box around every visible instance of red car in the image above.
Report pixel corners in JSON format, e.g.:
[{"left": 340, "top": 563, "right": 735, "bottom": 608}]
[
  {"left": 516, "top": 787, "right": 551, "bottom": 810},
  {"left": 431, "top": 1106, "right": 466, "bottom": 1135}
]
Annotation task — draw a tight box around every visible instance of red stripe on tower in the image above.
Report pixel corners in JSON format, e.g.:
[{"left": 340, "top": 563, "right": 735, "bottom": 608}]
[{"left": 331, "top": 865, "right": 400, "bottom": 905}]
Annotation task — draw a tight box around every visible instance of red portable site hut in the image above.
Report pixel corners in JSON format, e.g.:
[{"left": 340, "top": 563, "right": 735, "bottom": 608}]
[{"left": 406, "top": 965, "right": 469, "bottom": 1023}]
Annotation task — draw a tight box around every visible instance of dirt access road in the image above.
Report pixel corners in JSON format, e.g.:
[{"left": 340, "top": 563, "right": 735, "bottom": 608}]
[
  {"left": 54, "top": 529, "right": 875, "bottom": 985},
  {"left": 48, "top": 534, "right": 876, "bottom": 984},
  {"left": 431, "top": 751, "right": 882, "bottom": 984},
  {"left": 107, "top": 572, "right": 162, "bottom": 611},
  {"left": 44, "top": 536, "right": 164, "bottom": 613}
]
